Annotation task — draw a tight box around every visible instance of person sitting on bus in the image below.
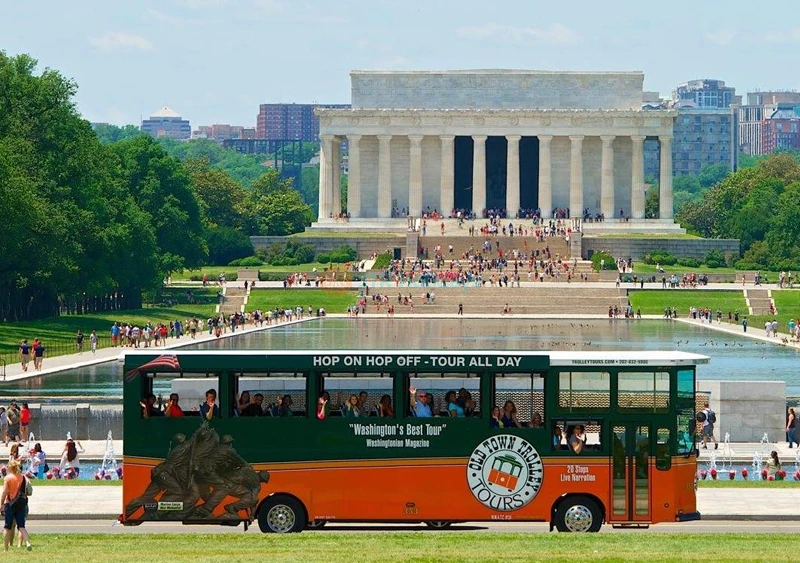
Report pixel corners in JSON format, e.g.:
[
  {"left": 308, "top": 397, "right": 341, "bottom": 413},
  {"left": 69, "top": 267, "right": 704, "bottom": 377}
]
[
  {"left": 446, "top": 391, "right": 464, "bottom": 418},
  {"left": 344, "top": 394, "right": 360, "bottom": 418},
  {"left": 241, "top": 394, "right": 265, "bottom": 417},
  {"left": 376, "top": 394, "right": 394, "bottom": 417},
  {"left": 140, "top": 393, "right": 163, "bottom": 418},
  {"left": 552, "top": 425, "right": 565, "bottom": 450},
  {"left": 530, "top": 412, "right": 544, "bottom": 428},
  {"left": 237, "top": 391, "right": 251, "bottom": 415},
  {"left": 277, "top": 394, "right": 293, "bottom": 417},
  {"left": 164, "top": 393, "right": 184, "bottom": 418},
  {"left": 357, "top": 391, "right": 369, "bottom": 416},
  {"left": 501, "top": 401, "right": 522, "bottom": 428},
  {"left": 457, "top": 388, "right": 476, "bottom": 417},
  {"left": 569, "top": 425, "right": 586, "bottom": 455},
  {"left": 316, "top": 391, "right": 330, "bottom": 419},
  {"left": 199, "top": 389, "right": 219, "bottom": 420},
  {"left": 409, "top": 387, "right": 432, "bottom": 417},
  {"left": 490, "top": 406, "right": 504, "bottom": 428}
]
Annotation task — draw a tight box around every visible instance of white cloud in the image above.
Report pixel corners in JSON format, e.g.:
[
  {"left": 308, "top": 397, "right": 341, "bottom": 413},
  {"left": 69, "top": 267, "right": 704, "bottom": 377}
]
[
  {"left": 704, "top": 29, "right": 736, "bottom": 46},
  {"left": 456, "top": 23, "right": 581, "bottom": 46},
  {"left": 89, "top": 32, "right": 154, "bottom": 52},
  {"left": 765, "top": 27, "right": 800, "bottom": 43}
]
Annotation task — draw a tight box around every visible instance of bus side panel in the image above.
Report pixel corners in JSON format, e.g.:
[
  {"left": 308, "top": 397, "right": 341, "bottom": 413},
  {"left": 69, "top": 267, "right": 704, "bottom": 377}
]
[{"left": 672, "top": 457, "right": 698, "bottom": 519}]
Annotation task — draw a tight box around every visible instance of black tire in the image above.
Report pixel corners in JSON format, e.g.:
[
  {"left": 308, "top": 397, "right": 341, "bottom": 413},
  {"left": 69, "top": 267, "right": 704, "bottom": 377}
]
[
  {"left": 554, "top": 496, "right": 603, "bottom": 533},
  {"left": 424, "top": 521, "right": 453, "bottom": 529},
  {"left": 257, "top": 495, "right": 307, "bottom": 533},
  {"left": 307, "top": 520, "right": 327, "bottom": 529}
]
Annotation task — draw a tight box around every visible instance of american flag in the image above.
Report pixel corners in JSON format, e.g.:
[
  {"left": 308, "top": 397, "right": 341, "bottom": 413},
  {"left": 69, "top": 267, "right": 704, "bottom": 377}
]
[{"left": 125, "top": 355, "right": 181, "bottom": 381}]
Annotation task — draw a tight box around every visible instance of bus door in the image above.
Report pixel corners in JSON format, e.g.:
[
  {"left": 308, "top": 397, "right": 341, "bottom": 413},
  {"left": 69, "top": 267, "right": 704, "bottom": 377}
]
[{"left": 610, "top": 423, "right": 651, "bottom": 523}]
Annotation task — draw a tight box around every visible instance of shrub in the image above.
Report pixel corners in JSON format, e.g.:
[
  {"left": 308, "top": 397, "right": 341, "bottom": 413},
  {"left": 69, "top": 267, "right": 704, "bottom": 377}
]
[
  {"left": 372, "top": 252, "right": 392, "bottom": 269},
  {"left": 205, "top": 226, "right": 254, "bottom": 266},
  {"left": 703, "top": 249, "right": 726, "bottom": 269},
  {"left": 590, "top": 250, "right": 617, "bottom": 272},
  {"left": 677, "top": 257, "right": 701, "bottom": 268},
  {"left": 330, "top": 245, "right": 357, "bottom": 261},
  {"left": 643, "top": 250, "right": 677, "bottom": 266},
  {"left": 285, "top": 241, "right": 316, "bottom": 264},
  {"left": 317, "top": 253, "right": 330, "bottom": 263},
  {"left": 228, "top": 256, "right": 264, "bottom": 267}
]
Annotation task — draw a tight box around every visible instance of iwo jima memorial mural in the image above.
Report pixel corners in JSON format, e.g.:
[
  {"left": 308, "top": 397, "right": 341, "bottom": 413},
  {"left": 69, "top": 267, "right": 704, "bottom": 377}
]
[{"left": 125, "top": 423, "right": 270, "bottom": 522}]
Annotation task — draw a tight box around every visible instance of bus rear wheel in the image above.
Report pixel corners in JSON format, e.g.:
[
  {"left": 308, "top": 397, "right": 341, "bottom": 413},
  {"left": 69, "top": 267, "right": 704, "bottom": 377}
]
[
  {"left": 258, "top": 496, "right": 306, "bottom": 534},
  {"left": 424, "top": 521, "right": 453, "bottom": 529},
  {"left": 554, "top": 496, "right": 602, "bottom": 533}
]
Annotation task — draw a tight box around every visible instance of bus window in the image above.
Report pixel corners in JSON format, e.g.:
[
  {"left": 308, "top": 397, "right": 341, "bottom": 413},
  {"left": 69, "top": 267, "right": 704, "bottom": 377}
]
[
  {"left": 233, "top": 372, "right": 306, "bottom": 417},
  {"left": 617, "top": 371, "right": 670, "bottom": 412},
  {"left": 656, "top": 428, "right": 671, "bottom": 470},
  {"left": 558, "top": 371, "right": 610, "bottom": 411},
  {"left": 321, "top": 372, "right": 393, "bottom": 418},
  {"left": 552, "top": 419, "right": 603, "bottom": 454},
  {"left": 139, "top": 371, "right": 219, "bottom": 418},
  {"left": 492, "top": 372, "right": 544, "bottom": 428},
  {"left": 407, "top": 372, "right": 481, "bottom": 418}
]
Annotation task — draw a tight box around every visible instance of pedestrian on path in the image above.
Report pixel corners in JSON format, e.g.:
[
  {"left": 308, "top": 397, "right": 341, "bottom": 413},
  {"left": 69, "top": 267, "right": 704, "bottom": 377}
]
[
  {"left": 76, "top": 329, "right": 84, "bottom": 354},
  {"left": 1, "top": 459, "right": 32, "bottom": 552},
  {"left": 700, "top": 402, "right": 718, "bottom": 450},
  {"left": 32, "top": 340, "right": 45, "bottom": 371},
  {"left": 458, "top": 303, "right": 463, "bottom": 316},
  {"left": 18, "top": 340, "right": 30, "bottom": 372},
  {"left": 90, "top": 330, "right": 98, "bottom": 354},
  {"left": 787, "top": 408, "right": 797, "bottom": 448},
  {"left": 742, "top": 317, "right": 748, "bottom": 333}
]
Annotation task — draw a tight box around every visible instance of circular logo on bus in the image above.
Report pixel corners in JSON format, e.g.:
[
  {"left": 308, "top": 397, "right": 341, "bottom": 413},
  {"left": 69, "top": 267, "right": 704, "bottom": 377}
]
[{"left": 467, "top": 436, "right": 544, "bottom": 511}]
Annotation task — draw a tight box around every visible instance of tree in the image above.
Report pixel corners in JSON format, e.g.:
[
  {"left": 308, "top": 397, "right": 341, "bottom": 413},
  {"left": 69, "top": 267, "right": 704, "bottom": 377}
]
[
  {"left": 205, "top": 226, "right": 254, "bottom": 265},
  {"left": 644, "top": 183, "right": 659, "bottom": 218},
  {"left": 251, "top": 168, "right": 295, "bottom": 196},
  {"left": 92, "top": 123, "right": 145, "bottom": 144},
  {"left": 697, "top": 163, "right": 730, "bottom": 188},
  {"left": 248, "top": 172, "right": 313, "bottom": 235},
  {"left": 158, "top": 138, "right": 267, "bottom": 188},
  {"left": 184, "top": 157, "right": 250, "bottom": 229},
  {"left": 300, "top": 164, "right": 319, "bottom": 212}
]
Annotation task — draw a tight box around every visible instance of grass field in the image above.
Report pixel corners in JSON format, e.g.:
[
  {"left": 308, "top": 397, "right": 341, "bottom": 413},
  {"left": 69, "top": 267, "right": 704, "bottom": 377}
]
[
  {"left": 698, "top": 478, "right": 799, "bottom": 488},
  {"left": 16, "top": 533, "right": 799, "bottom": 562},
  {"left": 634, "top": 264, "right": 740, "bottom": 274},
  {"left": 0, "top": 304, "right": 216, "bottom": 366},
  {"left": 246, "top": 289, "right": 359, "bottom": 314},
  {"left": 628, "top": 290, "right": 748, "bottom": 316},
  {"left": 175, "top": 262, "right": 356, "bottom": 280}
]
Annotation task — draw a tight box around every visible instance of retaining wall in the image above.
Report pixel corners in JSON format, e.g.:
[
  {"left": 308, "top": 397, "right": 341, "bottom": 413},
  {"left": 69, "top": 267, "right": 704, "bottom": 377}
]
[
  {"left": 583, "top": 237, "right": 740, "bottom": 261},
  {"left": 250, "top": 235, "right": 406, "bottom": 258}
]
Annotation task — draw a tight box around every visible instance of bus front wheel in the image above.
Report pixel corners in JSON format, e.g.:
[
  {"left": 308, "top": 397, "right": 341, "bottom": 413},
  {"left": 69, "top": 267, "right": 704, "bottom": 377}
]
[
  {"left": 424, "top": 521, "right": 453, "bottom": 529},
  {"left": 257, "top": 496, "right": 307, "bottom": 534},
  {"left": 554, "top": 496, "right": 602, "bottom": 533},
  {"left": 307, "top": 520, "right": 327, "bottom": 529}
]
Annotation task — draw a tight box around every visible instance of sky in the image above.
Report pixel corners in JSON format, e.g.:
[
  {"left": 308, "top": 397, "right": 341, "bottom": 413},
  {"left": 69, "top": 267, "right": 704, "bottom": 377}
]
[{"left": 3, "top": 0, "right": 799, "bottom": 127}]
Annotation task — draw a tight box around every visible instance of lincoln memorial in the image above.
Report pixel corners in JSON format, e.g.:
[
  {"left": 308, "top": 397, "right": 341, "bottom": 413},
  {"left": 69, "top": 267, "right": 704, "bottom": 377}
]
[{"left": 313, "top": 70, "right": 682, "bottom": 233}]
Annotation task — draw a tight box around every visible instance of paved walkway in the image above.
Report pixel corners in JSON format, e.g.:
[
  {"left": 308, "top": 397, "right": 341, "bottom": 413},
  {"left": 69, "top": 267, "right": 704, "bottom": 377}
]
[
  {"left": 24, "top": 486, "right": 800, "bottom": 520},
  {"left": 677, "top": 318, "right": 800, "bottom": 351},
  {"left": 3, "top": 316, "right": 314, "bottom": 383}
]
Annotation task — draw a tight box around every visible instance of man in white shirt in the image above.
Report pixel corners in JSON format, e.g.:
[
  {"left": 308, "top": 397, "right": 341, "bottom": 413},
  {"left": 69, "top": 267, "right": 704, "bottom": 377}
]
[{"left": 701, "top": 402, "right": 718, "bottom": 450}]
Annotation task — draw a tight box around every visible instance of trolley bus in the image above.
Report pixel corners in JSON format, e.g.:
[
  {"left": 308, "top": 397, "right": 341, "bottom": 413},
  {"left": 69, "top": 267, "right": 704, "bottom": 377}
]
[{"left": 120, "top": 349, "right": 707, "bottom": 533}]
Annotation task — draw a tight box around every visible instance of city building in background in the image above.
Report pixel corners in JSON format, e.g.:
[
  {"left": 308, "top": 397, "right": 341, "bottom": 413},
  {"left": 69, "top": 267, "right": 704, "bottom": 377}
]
[
  {"left": 762, "top": 104, "right": 800, "bottom": 153},
  {"left": 256, "top": 103, "right": 350, "bottom": 140},
  {"left": 645, "top": 107, "right": 738, "bottom": 179},
  {"left": 672, "top": 79, "right": 737, "bottom": 109},
  {"left": 140, "top": 106, "right": 191, "bottom": 140},
  {"left": 738, "top": 91, "right": 800, "bottom": 155},
  {"left": 191, "top": 124, "right": 256, "bottom": 141}
]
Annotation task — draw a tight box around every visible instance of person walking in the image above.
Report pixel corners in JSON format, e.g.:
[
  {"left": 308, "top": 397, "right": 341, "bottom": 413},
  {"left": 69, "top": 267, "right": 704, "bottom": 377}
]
[
  {"left": 89, "top": 330, "right": 98, "bottom": 354},
  {"left": 18, "top": 340, "right": 30, "bottom": 372},
  {"left": 787, "top": 408, "right": 798, "bottom": 448},
  {"left": 700, "top": 401, "right": 718, "bottom": 450},
  {"left": 1, "top": 459, "right": 32, "bottom": 551},
  {"left": 32, "top": 340, "right": 45, "bottom": 371},
  {"left": 75, "top": 329, "right": 84, "bottom": 354},
  {"left": 458, "top": 303, "right": 463, "bottom": 316},
  {"left": 742, "top": 317, "right": 748, "bottom": 333}
]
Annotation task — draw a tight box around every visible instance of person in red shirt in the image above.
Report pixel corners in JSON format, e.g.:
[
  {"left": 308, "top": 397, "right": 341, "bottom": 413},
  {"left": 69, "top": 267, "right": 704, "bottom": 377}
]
[
  {"left": 19, "top": 404, "right": 30, "bottom": 442},
  {"left": 164, "top": 394, "right": 184, "bottom": 418}
]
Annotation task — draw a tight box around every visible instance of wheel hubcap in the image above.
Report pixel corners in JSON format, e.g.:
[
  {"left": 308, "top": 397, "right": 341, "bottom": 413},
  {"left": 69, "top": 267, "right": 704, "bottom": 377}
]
[
  {"left": 267, "top": 504, "right": 296, "bottom": 533},
  {"left": 426, "top": 521, "right": 450, "bottom": 528},
  {"left": 564, "top": 505, "right": 593, "bottom": 533}
]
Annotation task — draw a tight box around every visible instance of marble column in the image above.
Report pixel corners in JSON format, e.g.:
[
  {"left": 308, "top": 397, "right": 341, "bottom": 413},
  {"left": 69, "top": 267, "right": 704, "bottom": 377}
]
[
  {"left": 347, "top": 135, "right": 362, "bottom": 218},
  {"left": 631, "top": 135, "right": 645, "bottom": 219},
  {"left": 538, "top": 135, "right": 553, "bottom": 219},
  {"left": 506, "top": 135, "right": 521, "bottom": 218},
  {"left": 408, "top": 135, "right": 423, "bottom": 217},
  {"left": 377, "top": 135, "right": 392, "bottom": 218},
  {"left": 600, "top": 135, "right": 615, "bottom": 220},
  {"left": 659, "top": 135, "right": 674, "bottom": 220},
  {"left": 318, "top": 134, "right": 334, "bottom": 220},
  {"left": 569, "top": 135, "right": 584, "bottom": 219},
  {"left": 439, "top": 135, "right": 455, "bottom": 216},
  {"left": 331, "top": 137, "right": 341, "bottom": 216},
  {"left": 472, "top": 135, "right": 487, "bottom": 216}
]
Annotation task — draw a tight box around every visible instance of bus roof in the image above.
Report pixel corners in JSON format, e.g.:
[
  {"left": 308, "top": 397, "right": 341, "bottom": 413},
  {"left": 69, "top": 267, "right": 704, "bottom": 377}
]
[{"left": 120, "top": 349, "right": 709, "bottom": 367}]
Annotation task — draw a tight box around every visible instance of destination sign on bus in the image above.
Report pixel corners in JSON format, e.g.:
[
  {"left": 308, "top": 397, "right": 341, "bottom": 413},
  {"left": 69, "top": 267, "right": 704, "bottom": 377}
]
[{"left": 313, "top": 355, "right": 524, "bottom": 369}]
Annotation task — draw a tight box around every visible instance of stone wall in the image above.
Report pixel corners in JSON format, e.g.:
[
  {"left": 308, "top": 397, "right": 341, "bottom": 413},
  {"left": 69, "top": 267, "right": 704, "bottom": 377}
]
[
  {"left": 250, "top": 235, "right": 405, "bottom": 258},
  {"left": 582, "top": 237, "right": 740, "bottom": 261},
  {"left": 350, "top": 70, "right": 644, "bottom": 110},
  {"left": 699, "top": 380, "right": 785, "bottom": 443}
]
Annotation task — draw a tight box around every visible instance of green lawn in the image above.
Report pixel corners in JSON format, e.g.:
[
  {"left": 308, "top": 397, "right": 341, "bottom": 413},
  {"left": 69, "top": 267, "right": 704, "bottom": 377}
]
[
  {"left": 634, "top": 263, "right": 740, "bottom": 274},
  {"left": 246, "top": 289, "right": 359, "bottom": 313},
  {"left": 628, "top": 290, "right": 748, "bottom": 316},
  {"left": 175, "top": 262, "right": 357, "bottom": 280},
  {"left": 18, "top": 533, "right": 800, "bottom": 562},
  {"left": 0, "top": 304, "right": 216, "bottom": 366},
  {"left": 698, "top": 478, "right": 799, "bottom": 488}
]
